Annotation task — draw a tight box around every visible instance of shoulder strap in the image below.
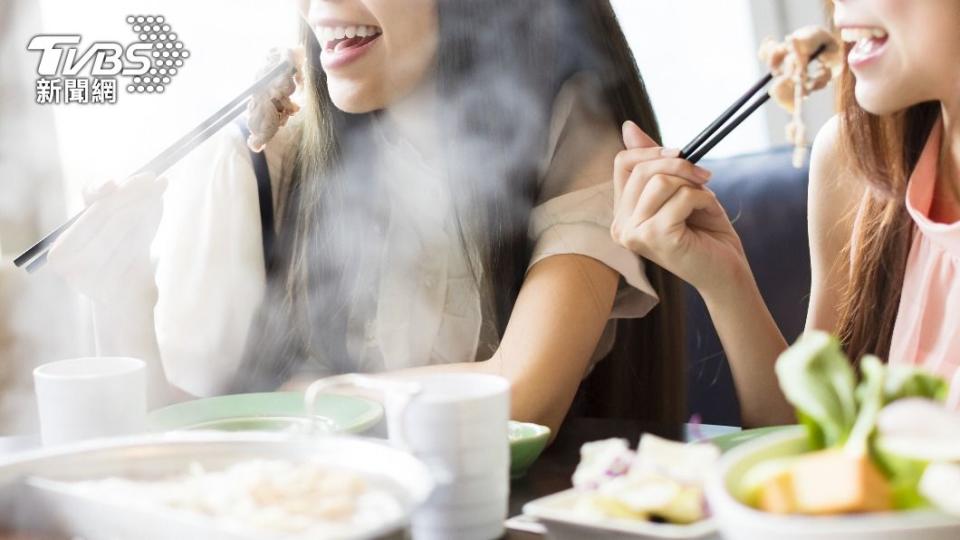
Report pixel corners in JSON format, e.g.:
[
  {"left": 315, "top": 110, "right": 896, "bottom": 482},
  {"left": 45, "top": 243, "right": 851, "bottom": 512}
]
[{"left": 235, "top": 121, "right": 277, "bottom": 275}]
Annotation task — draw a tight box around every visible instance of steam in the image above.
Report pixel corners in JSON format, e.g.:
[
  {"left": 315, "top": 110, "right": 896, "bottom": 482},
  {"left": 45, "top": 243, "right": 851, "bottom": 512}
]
[
  {"left": 237, "top": 0, "right": 622, "bottom": 389},
  {"left": 0, "top": 0, "right": 90, "bottom": 436}
]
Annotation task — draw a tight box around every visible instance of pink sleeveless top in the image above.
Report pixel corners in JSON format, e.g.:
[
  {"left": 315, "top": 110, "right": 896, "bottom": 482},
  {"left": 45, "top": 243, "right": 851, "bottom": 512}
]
[{"left": 889, "top": 119, "right": 960, "bottom": 394}]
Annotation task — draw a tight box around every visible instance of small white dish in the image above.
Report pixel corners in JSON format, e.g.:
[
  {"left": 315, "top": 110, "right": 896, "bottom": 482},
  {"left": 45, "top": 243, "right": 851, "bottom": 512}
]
[{"left": 523, "top": 489, "right": 718, "bottom": 540}]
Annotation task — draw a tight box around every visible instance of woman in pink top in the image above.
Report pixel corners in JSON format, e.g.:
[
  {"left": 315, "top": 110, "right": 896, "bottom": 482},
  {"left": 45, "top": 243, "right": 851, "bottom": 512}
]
[{"left": 608, "top": 0, "right": 960, "bottom": 426}]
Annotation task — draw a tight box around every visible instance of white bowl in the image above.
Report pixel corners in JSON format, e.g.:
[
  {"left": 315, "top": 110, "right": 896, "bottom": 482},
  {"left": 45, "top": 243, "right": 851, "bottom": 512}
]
[
  {"left": 0, "top": 432, "right": 434, "bottom": 540},
  {"left": 705, "top": 427, "right": 960, "bottom": 540}
]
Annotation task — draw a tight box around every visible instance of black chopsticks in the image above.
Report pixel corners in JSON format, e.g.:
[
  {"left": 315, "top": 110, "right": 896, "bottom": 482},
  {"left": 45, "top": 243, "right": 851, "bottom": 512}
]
[
  {"left": 15, "top": 60, "right": 295, "bottom": 273},
  {"left": 679, "top": 44, "right": 827, "bottom": 165}
]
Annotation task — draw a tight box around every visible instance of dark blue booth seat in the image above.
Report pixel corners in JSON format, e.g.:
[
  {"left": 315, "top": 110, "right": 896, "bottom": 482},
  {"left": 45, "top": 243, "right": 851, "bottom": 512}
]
[{"left": 688, "top": 146, "right": 812, "bottom": 426}]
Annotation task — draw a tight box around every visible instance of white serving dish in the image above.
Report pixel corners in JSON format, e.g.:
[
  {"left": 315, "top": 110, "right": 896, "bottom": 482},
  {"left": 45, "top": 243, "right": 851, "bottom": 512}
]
[
  {"left": 705, "top": 427, "right": 960, "bottom": 540},
  {"left": 0, "top": 432, "right": 433, "bottom": 539},
  {"left": 523, "top": 489, "right": 718, "bottom": 540}
]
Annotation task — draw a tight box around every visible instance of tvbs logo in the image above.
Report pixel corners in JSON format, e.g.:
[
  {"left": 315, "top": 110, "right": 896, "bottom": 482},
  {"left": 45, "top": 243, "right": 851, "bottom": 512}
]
[{"left": 28, "top": 15, "right": 190, "bottom": 105}]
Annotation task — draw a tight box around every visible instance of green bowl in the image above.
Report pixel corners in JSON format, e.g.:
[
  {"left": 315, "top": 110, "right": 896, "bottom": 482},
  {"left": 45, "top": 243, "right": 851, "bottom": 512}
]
[
  {"left": 151, "top": 395, "right": 549, "bottom": 477},
  {"left": 147, "top": 392, "right": 384, "bottom": 434},
  {"left": 509, "top": 421, "right": 551, "bottom": 479},
  {"left": 709, "top": 425, "right": 795, "bottom": 453}
]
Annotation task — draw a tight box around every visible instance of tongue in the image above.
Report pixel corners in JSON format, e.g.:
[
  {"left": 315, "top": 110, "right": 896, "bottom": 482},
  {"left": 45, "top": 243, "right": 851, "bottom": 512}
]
[{"left": 335, "top": 37, "right": 366, "bottom": 52}]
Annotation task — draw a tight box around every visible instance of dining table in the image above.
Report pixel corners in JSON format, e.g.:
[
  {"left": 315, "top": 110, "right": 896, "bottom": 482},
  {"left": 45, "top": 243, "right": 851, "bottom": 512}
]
[{"left": 0, "top": 418, "right": 738, "bottom": 539}]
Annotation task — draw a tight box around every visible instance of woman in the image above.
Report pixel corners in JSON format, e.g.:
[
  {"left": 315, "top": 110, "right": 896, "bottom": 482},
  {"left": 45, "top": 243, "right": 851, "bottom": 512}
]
[
  {"left": 51, "top": 0, "right": 684, "bottom": 432},
  {"left": 611, "top": 0, "right": 960, "bottom": 425}
]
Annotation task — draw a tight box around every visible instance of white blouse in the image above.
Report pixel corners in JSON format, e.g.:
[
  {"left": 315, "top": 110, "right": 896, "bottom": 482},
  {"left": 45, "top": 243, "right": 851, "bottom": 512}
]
[{"left": 108, "top": 74, "right": 658, "bottom": 399}]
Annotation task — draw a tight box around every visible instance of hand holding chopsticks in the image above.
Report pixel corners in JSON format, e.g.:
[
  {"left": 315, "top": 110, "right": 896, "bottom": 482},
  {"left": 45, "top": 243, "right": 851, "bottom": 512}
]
[
  {"left": 15, "top": 59, "right": 297, "bottom": 273},
  {"left": 611, "top": 39, "right": 833, "bottom": 295}
]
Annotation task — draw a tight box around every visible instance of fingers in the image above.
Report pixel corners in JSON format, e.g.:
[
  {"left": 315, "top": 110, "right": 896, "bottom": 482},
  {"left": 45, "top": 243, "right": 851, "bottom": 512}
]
[
  {"left": 622, "top": 120, "right": 658, "bottom": 150},
  {"left": 615, "top": 158, "right": 713, "bottom": 217},
  {"left": 612, "top": 147, "right": 710, "bottom": 204},
  {"left": 655, "top": 185, "right": 724, "bottom": 228},
  {"left": 631, "top": 174, "right": 698, "bottom": 224},
  {"left": 613, "top": 146, "right": 672, "bottom": 202},
  {"left": 618, "top": 186, "right": 720, "bottom": 257}
]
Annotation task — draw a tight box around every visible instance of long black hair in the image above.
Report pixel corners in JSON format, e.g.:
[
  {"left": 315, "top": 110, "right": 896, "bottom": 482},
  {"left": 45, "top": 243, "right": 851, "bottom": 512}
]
[{"left": 237, "top": 0, "right": 685, "bottom": 424}]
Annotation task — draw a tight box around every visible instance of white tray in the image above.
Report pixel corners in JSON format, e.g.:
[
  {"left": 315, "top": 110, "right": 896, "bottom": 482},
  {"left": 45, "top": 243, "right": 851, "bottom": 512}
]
[{"left": 523, "top": 489, "right": 719, "bottom": 540}]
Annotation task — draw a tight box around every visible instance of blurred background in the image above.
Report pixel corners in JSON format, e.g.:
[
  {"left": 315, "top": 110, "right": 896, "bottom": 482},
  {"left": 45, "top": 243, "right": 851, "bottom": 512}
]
[{"left": 0, "top": 0, "right": 831, "bottom": 432}]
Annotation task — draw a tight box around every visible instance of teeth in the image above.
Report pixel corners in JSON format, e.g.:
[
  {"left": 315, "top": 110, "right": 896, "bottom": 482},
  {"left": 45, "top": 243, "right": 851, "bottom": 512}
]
[
  {"left": 840, "top": 27, "right": 887, "bottom": 43},
  {"left": 317, "top": 24, "right": 382, "bottom": 50}
]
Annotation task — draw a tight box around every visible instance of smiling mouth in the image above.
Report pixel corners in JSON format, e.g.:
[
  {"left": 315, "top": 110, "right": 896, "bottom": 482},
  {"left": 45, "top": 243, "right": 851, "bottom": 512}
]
[
  {"left": 317, "top": 24, "right": 383, "bottom": 53},
  {"left": 840, "top": 27, "right": 889, "bottom": 65}
]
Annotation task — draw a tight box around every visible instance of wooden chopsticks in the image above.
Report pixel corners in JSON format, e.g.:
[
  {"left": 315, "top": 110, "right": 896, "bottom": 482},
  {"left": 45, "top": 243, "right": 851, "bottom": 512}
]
[
  {"left": 15, "top": 60, "right": 295, "bottom": 273},
  {"left": 679, "top": 44, "right": 827, "bottom": 165}
]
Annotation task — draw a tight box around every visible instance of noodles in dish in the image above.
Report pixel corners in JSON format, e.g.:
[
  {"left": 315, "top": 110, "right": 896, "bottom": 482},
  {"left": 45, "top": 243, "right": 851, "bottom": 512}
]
[{"left": 67, "top": 459, "right": 403, "bottom": 538}]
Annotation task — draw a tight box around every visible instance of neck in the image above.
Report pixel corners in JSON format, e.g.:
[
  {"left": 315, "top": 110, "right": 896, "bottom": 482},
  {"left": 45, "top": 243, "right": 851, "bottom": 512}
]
[
  {"left": 939, "top": 98, "right": 960, "bottom": 199},
  {"left": 381, "top": 78, "right": 441, "bottom": 162}
]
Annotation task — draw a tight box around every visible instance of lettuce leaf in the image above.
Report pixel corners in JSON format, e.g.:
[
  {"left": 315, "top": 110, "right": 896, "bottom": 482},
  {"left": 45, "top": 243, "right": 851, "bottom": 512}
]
[{"left": 775, "top": 331, "right": 858, "bottom": 448}]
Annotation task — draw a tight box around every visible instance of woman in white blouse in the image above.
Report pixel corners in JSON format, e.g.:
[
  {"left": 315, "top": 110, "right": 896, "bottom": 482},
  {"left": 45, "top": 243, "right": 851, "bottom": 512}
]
[{"left": 50, "top": 0, "right": 686, "bottom": 433}]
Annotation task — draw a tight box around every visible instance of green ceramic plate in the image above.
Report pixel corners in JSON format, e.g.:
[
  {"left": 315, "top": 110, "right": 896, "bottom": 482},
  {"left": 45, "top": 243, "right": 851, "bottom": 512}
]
[
  {"left": 151, "top": 395, "right": 548, "bottom": 476},
  {"left": 509, "top": 421, "right": 551, "bottom": 479},
  {"left": 709, "top": 425, "right": 795, "bottom": 453},
  {"left": 147, "top": 392, "right": 384, "bottom": 434}
]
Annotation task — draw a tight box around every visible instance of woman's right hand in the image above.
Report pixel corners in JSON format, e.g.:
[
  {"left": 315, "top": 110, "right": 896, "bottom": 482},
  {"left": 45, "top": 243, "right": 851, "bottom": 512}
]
[
  {"left": 46, "top": 173, "right": 167, "bottom": 306},
  {"left": 611, "top": 121, "right": 749, "bottom": 298}
]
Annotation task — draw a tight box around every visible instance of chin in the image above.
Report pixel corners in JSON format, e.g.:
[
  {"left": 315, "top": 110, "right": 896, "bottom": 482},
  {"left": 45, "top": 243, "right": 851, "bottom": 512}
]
[
  {"left": 854, "top": 84, "right": 906, "bottom": 116},
  {"left": 328, "top": 82, "right": 385, "bottom": 114}
]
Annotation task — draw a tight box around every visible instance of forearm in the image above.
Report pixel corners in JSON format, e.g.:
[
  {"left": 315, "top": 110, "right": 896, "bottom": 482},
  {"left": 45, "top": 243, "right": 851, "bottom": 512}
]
[
  {"left": 392, "top": 256, "right": 617, "bottom": 434},
  {"left": 701, "top": 263, "right": 794, "bottom": 427}
]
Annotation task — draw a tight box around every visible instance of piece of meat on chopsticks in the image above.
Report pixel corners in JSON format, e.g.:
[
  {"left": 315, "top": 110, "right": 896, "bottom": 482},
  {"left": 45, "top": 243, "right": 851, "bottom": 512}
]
[
  {"left": 246, "top": 46, "right": 306, "bottom": 152},
  {"left": 758, "top": 26, "right": 842, "bottom": 167}
]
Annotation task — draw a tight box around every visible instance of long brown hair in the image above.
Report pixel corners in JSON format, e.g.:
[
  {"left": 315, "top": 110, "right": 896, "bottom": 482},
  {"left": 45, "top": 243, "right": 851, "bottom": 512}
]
[
  {"left": 833, "top": 49, "right": 940, "bottom": 361},
  {"left": 237, "top": 1, "right": 685, "bottom": 423}
]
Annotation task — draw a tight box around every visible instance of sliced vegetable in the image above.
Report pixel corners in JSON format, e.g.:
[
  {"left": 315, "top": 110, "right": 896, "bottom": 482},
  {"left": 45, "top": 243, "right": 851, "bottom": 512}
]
[
  {"left": 788, "top": 449, "right": 892, "bottom": 514},
  {"left": 775, "top": 331, "right": 857, "bottom": 448},
  {"left": 846, "top": 355, "right": 886, "bottom": 456},
  {"left": 920, "top": 463, "right": 960, "bottom": 517}
]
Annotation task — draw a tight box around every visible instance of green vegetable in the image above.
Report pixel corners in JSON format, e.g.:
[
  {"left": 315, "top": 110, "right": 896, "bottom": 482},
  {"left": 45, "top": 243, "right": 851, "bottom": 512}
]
[
  {"left": 773, "top": 332, "right": 950, "bottom": 510},
  {"left": 883, "top": 364, "right": 949, "bottom": 403},
  {"left": 847, "top": 355, "right": 886, "bottom": 457},
  {"left": 775, "top": 331, "right": 858, "bottom": 449},
  {"left": 874, "top": 448, "right": 930, "bottom": 510}
]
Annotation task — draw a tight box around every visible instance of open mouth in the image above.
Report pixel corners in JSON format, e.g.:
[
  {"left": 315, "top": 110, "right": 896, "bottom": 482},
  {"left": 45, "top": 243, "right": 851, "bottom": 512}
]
[
  {"left": 840, "top": 27, "right": 889, "bottom": 67},
  {"left": 317, "top": 24, "right": 383, "bottom": 54}
]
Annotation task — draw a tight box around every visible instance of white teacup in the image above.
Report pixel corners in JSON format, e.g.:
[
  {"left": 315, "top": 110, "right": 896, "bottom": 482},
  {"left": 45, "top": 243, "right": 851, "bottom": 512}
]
[{"left": 33, "top": 357, "right": 147, "bottom": 446}]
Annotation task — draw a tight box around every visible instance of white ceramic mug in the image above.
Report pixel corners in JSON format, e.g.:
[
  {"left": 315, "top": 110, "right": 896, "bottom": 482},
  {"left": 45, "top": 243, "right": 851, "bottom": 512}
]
[
  {"left": 305, "top": 373, "right": 510, "bottom": 453},
  {"left": 34, "top": 357, "right": 147, "bottom": 446},
  {"left": 305, "top": 372, "right": 510, "bottom": 540}
]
